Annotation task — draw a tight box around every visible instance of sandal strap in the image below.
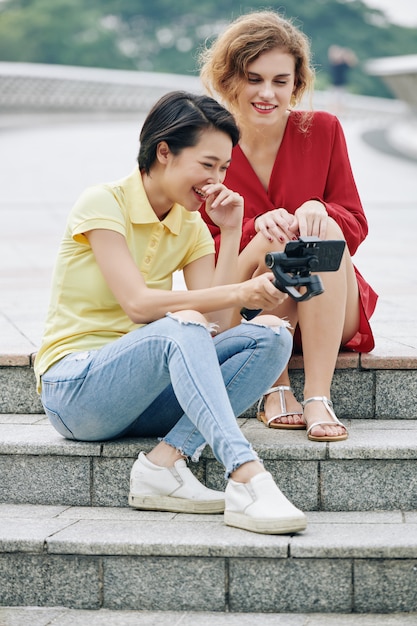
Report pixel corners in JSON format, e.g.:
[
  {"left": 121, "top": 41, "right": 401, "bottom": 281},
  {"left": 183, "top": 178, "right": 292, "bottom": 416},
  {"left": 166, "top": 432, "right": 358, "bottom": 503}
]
[
  {"left": 264, "top": 385, "right": 292, "bottom": 397},
  {"left": 257, "top": 385, "right": 302, "bottom": 419},
  {"left": 302, "top": 396, "right": 346, "bottom": 433}
]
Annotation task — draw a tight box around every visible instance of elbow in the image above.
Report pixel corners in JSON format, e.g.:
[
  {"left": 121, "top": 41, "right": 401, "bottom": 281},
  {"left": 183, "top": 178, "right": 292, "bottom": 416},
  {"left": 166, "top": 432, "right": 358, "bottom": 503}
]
[
  {"left": 120, "top": 285, "right": 159, "bottom": 325},
  {"left": 123, "top": 299, "right": 153, "bottom": 325},
  {"left": 129, "top": 311, "right": 150, "bottom": 325},
  {"left": 353, "top": 222, "right": 369, "bottom": 254},
  {"left": 348, "top": 232, "right": 366, "bottom": 256}
]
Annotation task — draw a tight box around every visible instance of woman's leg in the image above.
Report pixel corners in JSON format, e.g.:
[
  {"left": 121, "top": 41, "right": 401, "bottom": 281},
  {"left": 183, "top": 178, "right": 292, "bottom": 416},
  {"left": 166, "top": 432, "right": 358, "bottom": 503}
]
[
  {"left": 41, "top": 313, "right": 291, "bottom": 472},
  {"left": 42, "top": 313, "right": 306, "bottom": 532},
  {"left": 297, "top": 221, "right": 359, "bottom": 437},
  {"left": 236, "top": 220, "right": 360, "bottom": 437},
  {"left": 124, "top": 314, "right": 295, "bottom": 516},
  {"left": 128, "top": 314, "right": 293, "bottom": 473},
  {"left": 146, "top": 312, "right": 306, "bottom": 533},
  {"left": 236, "top": 234, "right": 304, "bottom": 426},
  {"left": 159, "top": 315, "right": 293, "bottom": 476},
  {"left": 40, "top": 316, "right": 204, "bottom": 442}
]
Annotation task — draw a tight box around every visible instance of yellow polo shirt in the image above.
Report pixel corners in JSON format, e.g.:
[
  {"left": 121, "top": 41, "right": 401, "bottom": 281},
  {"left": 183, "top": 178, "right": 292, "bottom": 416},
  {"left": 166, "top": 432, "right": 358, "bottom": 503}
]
[{"left": 34, "top": 168, "right": 214, "bottom": 391}]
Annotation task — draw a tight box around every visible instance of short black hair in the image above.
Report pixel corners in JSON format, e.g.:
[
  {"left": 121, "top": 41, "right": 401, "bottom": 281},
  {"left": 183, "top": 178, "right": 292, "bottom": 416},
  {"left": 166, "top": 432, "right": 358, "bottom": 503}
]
[{"left": 138, "top": 90, "right": 240, "bottom": 174}]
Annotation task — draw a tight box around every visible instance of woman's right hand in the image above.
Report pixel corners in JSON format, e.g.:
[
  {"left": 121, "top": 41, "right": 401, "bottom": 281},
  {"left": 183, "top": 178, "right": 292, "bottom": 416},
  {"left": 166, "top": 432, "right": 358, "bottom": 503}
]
[
  {"left": 255, "top": 208, "right": 298, "bottom": 243},
  {"left": 237, "top": 272, "right": 287, "bottom": 311}
]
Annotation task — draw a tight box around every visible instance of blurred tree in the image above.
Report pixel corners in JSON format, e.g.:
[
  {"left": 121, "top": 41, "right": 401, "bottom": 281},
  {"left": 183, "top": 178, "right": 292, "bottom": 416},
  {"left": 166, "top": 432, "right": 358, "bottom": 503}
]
[
  {"left": 0, "top": 0, "right": 136, "bottom": 68},
  {"left": 0, "top": 0, "right": 416, "bottom": 97}
]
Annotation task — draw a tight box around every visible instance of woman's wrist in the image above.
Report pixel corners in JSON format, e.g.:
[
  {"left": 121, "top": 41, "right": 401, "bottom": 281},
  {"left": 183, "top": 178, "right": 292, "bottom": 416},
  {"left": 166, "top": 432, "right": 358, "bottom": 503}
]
[{"left": 218, "top": 227, "right": 242, "bottom": 243}]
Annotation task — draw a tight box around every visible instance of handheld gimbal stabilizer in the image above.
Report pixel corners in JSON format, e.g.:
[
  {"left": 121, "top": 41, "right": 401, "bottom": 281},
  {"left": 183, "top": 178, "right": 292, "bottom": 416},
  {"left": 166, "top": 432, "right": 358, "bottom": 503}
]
[{"left": 240, "top": 236, "right": 346, "bottom": 321}]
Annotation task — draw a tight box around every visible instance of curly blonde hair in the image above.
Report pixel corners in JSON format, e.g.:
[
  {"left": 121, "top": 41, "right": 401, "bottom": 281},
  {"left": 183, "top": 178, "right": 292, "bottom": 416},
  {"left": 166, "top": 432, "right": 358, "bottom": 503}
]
[{"left": 199, "top": 11, "right": 315, "bottom": 128}]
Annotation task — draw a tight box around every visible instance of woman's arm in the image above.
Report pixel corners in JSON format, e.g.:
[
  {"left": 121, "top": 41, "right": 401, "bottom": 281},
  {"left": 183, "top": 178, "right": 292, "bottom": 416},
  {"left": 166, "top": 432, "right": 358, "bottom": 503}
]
[
  {"left": 86, "top": 229, "right": 285, "bottom": 326},
  {"left": 183, "top": 227, "right": 241, "bottom": 330},
  {"left": 201, "top": 181, "right": 243, "bottom": 287},
  {"left": 302, "top": 114, "right": 368, "bottom": 254},
  {"left": 184, "top": 181, "right": 245, "bottom": 329},
  {"left": 318, "top": 122, "right": 368, "bottom": 255}
]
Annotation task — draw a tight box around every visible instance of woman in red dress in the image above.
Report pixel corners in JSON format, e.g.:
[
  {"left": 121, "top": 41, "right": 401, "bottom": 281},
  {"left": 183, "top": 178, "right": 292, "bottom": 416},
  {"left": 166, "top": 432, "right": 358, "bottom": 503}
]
[{"left": 199, "top": 10, "right": 378, "bottom": 442}]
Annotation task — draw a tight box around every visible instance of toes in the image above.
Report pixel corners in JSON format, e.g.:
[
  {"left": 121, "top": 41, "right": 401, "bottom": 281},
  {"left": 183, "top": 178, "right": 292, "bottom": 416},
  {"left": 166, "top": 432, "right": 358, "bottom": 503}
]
[
  {"left": 310, "top": 423, "right": 345, "bottom": 437},
  {"left": 291, "top": 415, "right": 305, "bottom": 426},
  {"left": 271, "top": 414, "right": 305, "bottom": 426}
]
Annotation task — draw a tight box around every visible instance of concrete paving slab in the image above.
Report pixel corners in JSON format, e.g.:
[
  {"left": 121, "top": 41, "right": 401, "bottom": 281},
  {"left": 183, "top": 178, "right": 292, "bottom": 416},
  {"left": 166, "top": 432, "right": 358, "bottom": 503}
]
[
  {"left": 0, "top": 516, "right": 75, "bottom": 553},
  {"left": 1, "top": 505, "right": 416, "bottom": 558},
  {"left": 1, "top": 418, "right": 417, "bottom": 458},
  {"left": 1, "top": 607, "right": 416, "bottom": 626},
  {"left": 46, "top": 518, "right": 290, "bottom": 558},
  {"left": 290, "top": 521, "right": 417, "bottom": 558},
  {"left": 0, "top": 423, "right": 102, "bottom": 455}
]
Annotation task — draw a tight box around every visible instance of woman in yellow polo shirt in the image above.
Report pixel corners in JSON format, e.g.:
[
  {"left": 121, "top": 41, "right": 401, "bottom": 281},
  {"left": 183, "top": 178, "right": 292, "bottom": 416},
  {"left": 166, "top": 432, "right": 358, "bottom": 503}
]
[{"left": 34, "top": 91, "right": 306, "bottom": 535}]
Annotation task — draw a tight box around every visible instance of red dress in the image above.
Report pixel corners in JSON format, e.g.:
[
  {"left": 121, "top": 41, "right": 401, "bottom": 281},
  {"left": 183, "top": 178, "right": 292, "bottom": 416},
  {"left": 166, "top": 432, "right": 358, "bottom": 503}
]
[{"left": 200, "top": 110, "right": 378, "bottom": 352}]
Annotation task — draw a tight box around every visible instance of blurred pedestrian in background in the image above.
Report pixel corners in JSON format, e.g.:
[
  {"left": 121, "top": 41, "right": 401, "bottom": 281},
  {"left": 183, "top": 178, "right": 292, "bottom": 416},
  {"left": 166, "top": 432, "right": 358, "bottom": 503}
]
[{"left": 328, "top": 44, "right": 358, "bottom": 112}]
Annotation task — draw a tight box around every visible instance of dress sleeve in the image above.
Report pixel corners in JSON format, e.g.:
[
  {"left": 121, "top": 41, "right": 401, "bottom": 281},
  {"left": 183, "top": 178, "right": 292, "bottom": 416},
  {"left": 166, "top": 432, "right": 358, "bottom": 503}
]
[{"left": 315, "top": 117, "right": 368, "bottom": 256}]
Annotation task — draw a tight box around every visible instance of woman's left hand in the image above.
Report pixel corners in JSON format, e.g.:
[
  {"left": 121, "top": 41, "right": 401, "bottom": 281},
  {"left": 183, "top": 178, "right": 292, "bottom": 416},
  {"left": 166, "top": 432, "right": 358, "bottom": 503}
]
[
  {"left": 293, "top": 200, "right": 329, "bottom": 239},
  {"left": 203, "top": 183, "right": 244, "bottom": 231}
]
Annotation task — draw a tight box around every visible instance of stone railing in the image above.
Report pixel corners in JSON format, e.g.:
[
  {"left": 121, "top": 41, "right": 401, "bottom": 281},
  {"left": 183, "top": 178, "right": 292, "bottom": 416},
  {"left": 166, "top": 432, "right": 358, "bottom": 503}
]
[
  {"left": 0, "top": 61, "right": 406, "bottom": 119},
  {"left": 0, "top": 62, "right": 202, "bottom": 113},
  {"left": 366, "top": 54, "right": 417, "bottom": 114},
  {"left": 365, "top": 54, "right": 417, "bottom": 160},
  {"left": 1, "top": 61, "right": 414, "bottom": 158}
]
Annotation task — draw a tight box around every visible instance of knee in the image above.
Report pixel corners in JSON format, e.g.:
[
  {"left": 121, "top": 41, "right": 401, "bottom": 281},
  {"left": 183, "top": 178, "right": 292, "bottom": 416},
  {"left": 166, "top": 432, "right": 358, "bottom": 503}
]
[
  {"left": 326, "top": 217, "right": 345, "bottom": 240},
  {"left": 251, "top": 314, "right": 291, "bottom": 330},
  {"left": 168, "top": 310, "right": 210, "bottom": 326},
  {"left": 241, "top": 233, "right": 285, "bottom": 277}
]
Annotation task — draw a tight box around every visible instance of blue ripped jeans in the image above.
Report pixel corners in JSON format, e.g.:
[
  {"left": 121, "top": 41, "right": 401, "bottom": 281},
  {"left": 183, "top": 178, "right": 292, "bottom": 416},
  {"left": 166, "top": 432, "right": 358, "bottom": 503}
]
[{"left": 41, "top": 316, "right": 292, "bottom": 477}]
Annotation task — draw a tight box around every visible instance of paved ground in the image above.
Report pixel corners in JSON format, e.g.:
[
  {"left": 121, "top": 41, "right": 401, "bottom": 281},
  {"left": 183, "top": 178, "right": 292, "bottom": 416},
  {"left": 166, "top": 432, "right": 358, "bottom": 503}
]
[{"left": 1, "top": 105, "right": 416, "bottom": 359}]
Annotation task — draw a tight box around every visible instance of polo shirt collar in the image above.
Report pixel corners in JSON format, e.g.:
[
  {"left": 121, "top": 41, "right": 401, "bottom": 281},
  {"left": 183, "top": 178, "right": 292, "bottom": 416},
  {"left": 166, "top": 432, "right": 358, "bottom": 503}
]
[{"left": 124, "top": 168, "right": 183, "bottom": 235}]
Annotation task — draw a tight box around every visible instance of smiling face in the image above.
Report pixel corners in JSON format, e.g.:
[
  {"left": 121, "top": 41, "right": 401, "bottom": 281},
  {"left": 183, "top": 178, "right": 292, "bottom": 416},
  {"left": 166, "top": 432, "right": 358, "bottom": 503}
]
[
  {"left": 236, "top": 48, "right": 296, "bottom": 128},
  {"left": 155, "top": 129, "right": 233, "bottom": 215}
]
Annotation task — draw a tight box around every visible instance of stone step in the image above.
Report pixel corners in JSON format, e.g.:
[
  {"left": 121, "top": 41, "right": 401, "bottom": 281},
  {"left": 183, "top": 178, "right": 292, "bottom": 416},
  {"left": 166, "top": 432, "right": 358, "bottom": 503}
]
[
  {"left": 1, "top": 349, "right": 417, "bottom": 418},
  {"left": 1, "top": 607, "right": 416, "bottom": 625},
  {"left": 1, "top": 415, "right": 417, "bottom": 512},
  {"left": 0, "top": 504, "right": 417, "bottom": 614}
]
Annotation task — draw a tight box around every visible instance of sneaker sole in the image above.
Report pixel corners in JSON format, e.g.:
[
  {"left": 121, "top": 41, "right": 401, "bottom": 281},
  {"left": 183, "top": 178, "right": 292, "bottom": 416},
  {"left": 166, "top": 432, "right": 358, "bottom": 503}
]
[
  {"left": 224, "top": 511, "right": 307, "bottom": 534},
  {"left": 129, "top": 493, "right": 225, "bottom": 514}
]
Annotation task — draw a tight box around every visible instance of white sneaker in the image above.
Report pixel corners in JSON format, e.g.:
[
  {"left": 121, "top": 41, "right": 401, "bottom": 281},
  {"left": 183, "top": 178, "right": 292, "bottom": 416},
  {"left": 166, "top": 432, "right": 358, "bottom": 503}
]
[
  {"left": 224, "top": 471, "right": 307, "bottom": 534},
  {"left": 128, "top": 452, "right": 225, "bottom": 514}
]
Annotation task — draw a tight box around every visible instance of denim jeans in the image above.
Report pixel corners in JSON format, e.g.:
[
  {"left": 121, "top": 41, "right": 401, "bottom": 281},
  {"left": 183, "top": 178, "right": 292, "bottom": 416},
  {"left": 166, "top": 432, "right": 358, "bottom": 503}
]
[{"left": 41, "top": 315, "right": 292, "bottom": 477}]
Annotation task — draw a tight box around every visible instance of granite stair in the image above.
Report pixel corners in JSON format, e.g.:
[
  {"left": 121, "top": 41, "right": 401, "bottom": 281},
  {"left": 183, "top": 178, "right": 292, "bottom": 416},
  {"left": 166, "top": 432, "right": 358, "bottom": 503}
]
[{"left": 1, "top": 349, "right": 417, "bottom": 614}]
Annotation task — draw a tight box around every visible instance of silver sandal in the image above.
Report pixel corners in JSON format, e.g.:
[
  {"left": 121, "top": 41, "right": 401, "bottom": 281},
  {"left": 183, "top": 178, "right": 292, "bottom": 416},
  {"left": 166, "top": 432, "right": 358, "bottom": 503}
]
[
  {"left": 257, "top": 385, "right": 305, "bottom": 430},
  {"left": 302, "top": 396, "right": 348, "bottom": 442}
]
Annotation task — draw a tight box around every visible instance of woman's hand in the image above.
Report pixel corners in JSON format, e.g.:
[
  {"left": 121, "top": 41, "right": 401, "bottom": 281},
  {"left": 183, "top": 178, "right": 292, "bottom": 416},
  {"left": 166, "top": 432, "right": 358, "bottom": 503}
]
[
  {"left": 204, "top": 183, "right": 243, "bottom": 231},
  {"left": 237, "top": 272, "right": 287, "bottom": 311},
  {"left": 293, "top": 200, "right": 328, "bottom": 239},
  {"left": 255, "top": 208, "right": 297, "bottom": 243}
]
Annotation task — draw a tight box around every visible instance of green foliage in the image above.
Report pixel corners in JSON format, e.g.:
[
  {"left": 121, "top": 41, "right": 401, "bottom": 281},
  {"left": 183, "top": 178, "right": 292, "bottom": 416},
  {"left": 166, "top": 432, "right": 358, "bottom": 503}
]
[
  {"left": 0, "top": 0, "right": 136, "bottom": 68},
  {"left": 0, "top": 0, "right": 415, "bottom": 97}
]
